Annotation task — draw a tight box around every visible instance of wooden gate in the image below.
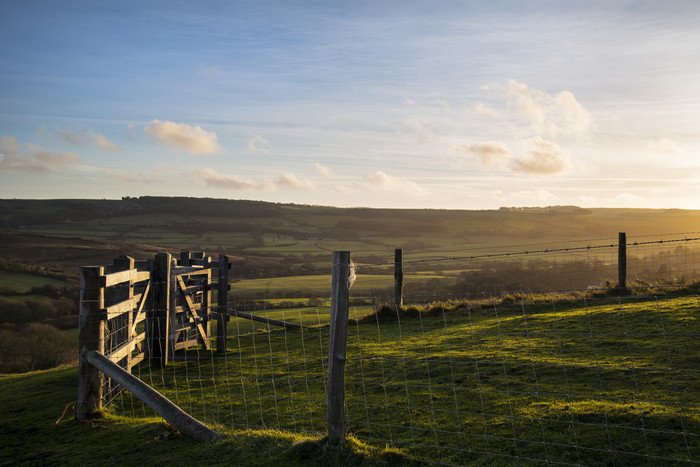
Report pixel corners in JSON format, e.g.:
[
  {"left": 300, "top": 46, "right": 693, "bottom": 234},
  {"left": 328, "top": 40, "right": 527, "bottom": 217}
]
[{"left": 171, "top": 252, "right": 212, "bottom": 354}]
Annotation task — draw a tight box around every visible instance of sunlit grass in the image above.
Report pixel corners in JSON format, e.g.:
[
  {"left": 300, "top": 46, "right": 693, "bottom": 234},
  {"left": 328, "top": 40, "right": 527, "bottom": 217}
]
[{"left": 112, "top": 294, "right": 699, "bottom": 465}]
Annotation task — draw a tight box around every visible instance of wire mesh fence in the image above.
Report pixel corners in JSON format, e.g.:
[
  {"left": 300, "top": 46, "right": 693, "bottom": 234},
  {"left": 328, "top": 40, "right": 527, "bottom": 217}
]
[{"left": 88, "top": 233, "right": 700, "bottom": 464}]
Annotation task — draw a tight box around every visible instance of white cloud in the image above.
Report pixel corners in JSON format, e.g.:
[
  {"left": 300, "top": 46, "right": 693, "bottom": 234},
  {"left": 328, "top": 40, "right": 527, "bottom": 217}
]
[
  {"left": 454, "top": 141, "right": 512, "bottom": 167},
  {"left": 191, "top": 167, "right": 315, "bottom": 191},
  {"left": 144, "top": 119, "right": 220, "bottom": 155},
  {"left": 0, "top": 137, "right": 80, "bottom": 173},
  {"left": 648, "top": 137, "right": 682, "bottom": 155},
  {"left": 512, "top": 137, "right": 570, "bottom": 174},
  {"left": 363, "top": 170, "right": 427, "bottom": 194},
  {"left": 490, "top": 79, "right": 591, "bottom": 136},
  {"left": 246, "top": 133, "right": 271, "bottom": 154},
  {"left": 473, "top": 102, "right": 500, "bottom": 118},
  {"left": 103, "top": 169, "right": 162, "bottom": 183},
  {"left": 277, "top": 173, "right": 316, "bottom": 191},
  {"left": 313, "top": 162, "right": 334, "bottom": 177},
  {"left": 60, "top": 126, "right": 118, "bottom": 151}
]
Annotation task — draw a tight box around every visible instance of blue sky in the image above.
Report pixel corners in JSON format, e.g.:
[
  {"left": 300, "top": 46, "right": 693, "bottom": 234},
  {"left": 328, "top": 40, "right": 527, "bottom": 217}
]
[{"left": 1, "top": 0, "right": 699, "bottom": 209}]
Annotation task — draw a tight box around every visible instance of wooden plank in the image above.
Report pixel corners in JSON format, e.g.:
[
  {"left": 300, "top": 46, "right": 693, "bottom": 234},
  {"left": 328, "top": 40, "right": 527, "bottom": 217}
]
[
  {"left": 106, "top": 337, "right": 138, "bottom": 363},
  {"left": 102, "top": 292, "right": 145, "bottom": 319},
  {"left": 174, "top": 339, "right": 200, "bottom": 351},
  {"left": 130, "top": 352, "right": 146, "bottom": 367},
  {"left": 327, "top": 251, "right": 350, "bottom": 444},
  {"left": 83, "top": 350, "right": 221, "bottom": 442},
  {"left": 174, "top": 266, "right": 210, "bottom": 275},
  {"left": 101, "top": 268, "right": 150, "bottom": 288}
]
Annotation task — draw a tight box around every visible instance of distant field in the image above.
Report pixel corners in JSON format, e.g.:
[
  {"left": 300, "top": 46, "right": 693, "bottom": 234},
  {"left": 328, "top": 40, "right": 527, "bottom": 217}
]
[
  {"left": 0, "top": 271, "right": 67, "bottom": 293},
  {"left": 1, "top": 198, "right": 699, "bottom": 301}
]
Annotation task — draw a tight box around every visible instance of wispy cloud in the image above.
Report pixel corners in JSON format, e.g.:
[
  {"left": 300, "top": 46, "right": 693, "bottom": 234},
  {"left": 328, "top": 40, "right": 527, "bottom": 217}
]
[
  {"left": 458, "top": 137, "right": 569, "bottom": 175},
  {"left": 246, "top": 133, "right": 271, "bottom": 154},
  {"left": 0, "top": 136, "right": 79, "bottom": 173},
  {"left": 489, "top": 79, "right": 591, "bottom": 136},
  {"left": 191, "top": 167, "right": 315, "bottom": 191},
  {"left": 103, "top": 169, "right": 162, "bottom": 183},
  {"left": 648, "top": 137, "right": 682, "bottom": 155},
  {"left": 512, "top": 137, "right": 570, "bottom": 174},
  {"left": 473, "top": 102, "right": 500, "bottom": 118},
  {"left": 276, "top": 173, "right": 316, "bottom": 190},
  {"left": 145, "top": 120, "right": 220, "bottom": 155},
  {"left": 363, "top": 170, "right": 427, "bottom": 194},
  {"left": 454, "top": 141, "right": 512, "bottom": 167},
  {"left": 313, "top": 162, "right": 334, "bottom": 177},
  {"left": 59, "top": 126, "right": 118, "bottom": 151}
]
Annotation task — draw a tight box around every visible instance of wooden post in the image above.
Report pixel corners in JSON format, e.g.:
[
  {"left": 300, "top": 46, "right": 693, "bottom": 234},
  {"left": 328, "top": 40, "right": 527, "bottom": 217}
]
[
  {"left": 77, "top": 266, "right": 105, "bottom": 421},
  {"left": 83, "top": 350, "right": 221, "bottom": 442},
  {"left": 618, "top": 232, "right": 627, "bottom": 290},
  {"left": 328, "top": 251, "right": 351, "bottom": 444},
  {"left": 151, "top": 253, "right": 172, "bottom": 366},
  {"left": 394, "top": 248, "right": 403, "bottom": 307},
  {"left": 216, "top": 254, "right": 230, "bottom": 352}
]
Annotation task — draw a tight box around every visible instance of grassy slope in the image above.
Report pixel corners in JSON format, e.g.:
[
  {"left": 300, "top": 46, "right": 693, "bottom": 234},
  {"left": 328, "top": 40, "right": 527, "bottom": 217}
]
[
  {"left": 0, "top": 366, "right": 415, "bottom": 466},
  {"left": 91, "top": 294, "right": 698, "bottom": 465}
]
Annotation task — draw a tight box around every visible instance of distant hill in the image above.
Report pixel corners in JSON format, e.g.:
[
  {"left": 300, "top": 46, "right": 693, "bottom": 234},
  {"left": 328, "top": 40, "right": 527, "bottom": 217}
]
[{"left": 1, "top": 197, "right": 699, "bottom": 276}]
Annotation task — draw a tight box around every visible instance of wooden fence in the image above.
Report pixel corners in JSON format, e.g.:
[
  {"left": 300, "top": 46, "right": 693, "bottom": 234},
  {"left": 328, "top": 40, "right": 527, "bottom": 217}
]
[{"left": 76, "top": 251, "right": 230, "bottom": 420}]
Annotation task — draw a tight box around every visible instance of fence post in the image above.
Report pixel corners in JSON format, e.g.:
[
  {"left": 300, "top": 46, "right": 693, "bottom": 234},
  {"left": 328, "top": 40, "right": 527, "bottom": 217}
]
[
  {"left": 618, "top": 232, "right": 627, "bottom": 290},
  {"left": 77, "top": 266, "right": 105, "bottom": 421},
  {"left": 328, "top": 251, "right": 351, "bottom": 444},
  {"left": 217, "top": 254, "right": 230, "bottom": 352},
  {"left": 395, "top": 248, "right": 404, "bottom": 307},
  {"left": 151, "top": 253, "right": 172, "bottom": 366}
]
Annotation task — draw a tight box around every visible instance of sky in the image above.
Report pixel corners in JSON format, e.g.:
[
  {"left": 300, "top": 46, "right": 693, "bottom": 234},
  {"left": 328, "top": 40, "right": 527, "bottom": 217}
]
[{"left": 1, "top": 0, "right": 699, "bottom": 210}]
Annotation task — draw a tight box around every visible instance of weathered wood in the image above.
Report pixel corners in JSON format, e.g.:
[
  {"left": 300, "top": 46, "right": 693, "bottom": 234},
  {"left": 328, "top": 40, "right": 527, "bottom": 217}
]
[
  {"left": 151, "top": 253, "right": 172, "bottom": 366},
  {"left": 77, "top": 266, "right": 105, "bottom": 421},
  {"left": 618, "top": 232, "right": 627, "bottom": 290},
  {"left": 83, "top": 350, "right": 222, "bottom": 442},
  {"left": 328, "top": 251, "right": 351, "bottom": 444},
  {"left": 225, "top": 309, "right": 302, "bottom": 328},
  {"left": 176, "top": 275, "right": 211, "bottom": 350},
  {"left": 216, "top": 254, "right": 229, "bottom": 352},
  {"left": 394, "top": 248, "right": 404, "bottom": 308},
  {"left": 106, "top": 332, "right": 146, "bottom": 363},
  {"left": 100, "top": 268, "right": 150, "bottom": 288},
  {"left": 102, "top": 292, "right": 146, "bottom": 319},
  {"left": 107, "top": 256, "right": 134, "bottom": 370}
]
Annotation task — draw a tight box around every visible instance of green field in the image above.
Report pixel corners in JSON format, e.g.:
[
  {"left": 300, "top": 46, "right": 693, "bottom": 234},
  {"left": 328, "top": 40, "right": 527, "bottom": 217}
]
[
  {"left": 0, "top": 271, "right": 67, "bottom": 293},
  {"left": 100, "top": 294, "right": 700, "bottom": 465},
  {"left": 3, "top": 198, "right": 700, "bottom": 275}
]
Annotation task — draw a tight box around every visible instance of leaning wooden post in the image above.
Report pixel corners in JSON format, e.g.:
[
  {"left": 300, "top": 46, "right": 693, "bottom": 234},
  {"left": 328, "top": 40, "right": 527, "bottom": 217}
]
[
  {"left": 394, "top": 248, "right": 404, "bottom": 307},
  {"left": 151, "top": 253, "right": 172, "bottom": 366},
  {"left": 618, "top": 232, "right": 627, "bottom": 290},
  {"left": 216, "top": 254, "right": 230, "bottom": 352},
  {"left": 77, "top": 266, "right": 105, "bottom": 421},
  {"left": 328, "top": 251, "right": 351, "bottom": 444}
]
